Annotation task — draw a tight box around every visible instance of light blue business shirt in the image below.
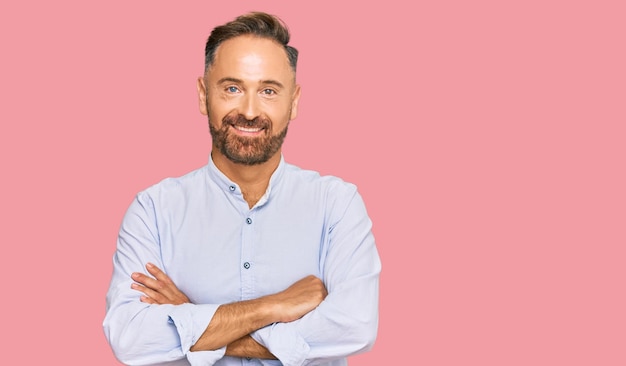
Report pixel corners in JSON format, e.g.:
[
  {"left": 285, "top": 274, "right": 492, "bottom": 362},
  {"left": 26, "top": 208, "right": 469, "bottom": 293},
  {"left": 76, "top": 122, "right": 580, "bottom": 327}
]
[{"left": 103, "top": 155, "right": 381, "bottom": 366}]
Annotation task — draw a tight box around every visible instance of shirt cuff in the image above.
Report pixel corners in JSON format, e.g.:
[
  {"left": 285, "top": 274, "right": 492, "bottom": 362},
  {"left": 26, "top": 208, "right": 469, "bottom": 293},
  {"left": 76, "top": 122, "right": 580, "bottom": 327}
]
[
  {"left": 168, "top": 303, "right": 226, "bottom": 365},
  {"left": 251, "top": 323, "right": 310, "bottom": 366}
]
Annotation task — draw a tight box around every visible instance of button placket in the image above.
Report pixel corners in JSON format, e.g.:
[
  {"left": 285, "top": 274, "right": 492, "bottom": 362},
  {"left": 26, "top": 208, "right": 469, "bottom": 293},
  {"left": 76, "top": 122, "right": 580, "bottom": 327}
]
[
  {"left": 240, "top": 210, "right": 256, "bottom": 299},
  {"left": 243, "top": 217, "right": 253, "bottom": 269}
]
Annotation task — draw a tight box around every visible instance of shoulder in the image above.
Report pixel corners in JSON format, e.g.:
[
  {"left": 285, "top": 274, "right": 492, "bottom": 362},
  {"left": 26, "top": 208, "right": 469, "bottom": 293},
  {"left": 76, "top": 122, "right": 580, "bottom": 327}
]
[
  {"left": 280, "top": 163, "right": 373, "bottom": 232},
  {"left": 284, "top": 161, "right": 356, "bottom": 189},
  {"left": 136, "top": 165, "right": 208, "bottom": 203},
  {"left": 281, "top": 161, "right": 360, "bottom": 208}
]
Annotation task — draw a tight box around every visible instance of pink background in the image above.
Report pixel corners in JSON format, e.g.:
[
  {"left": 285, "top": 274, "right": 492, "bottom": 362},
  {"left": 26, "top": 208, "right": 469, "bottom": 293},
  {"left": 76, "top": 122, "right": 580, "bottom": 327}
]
[{"left": 1, "top": 1, "right": 624, "bottom": 365}]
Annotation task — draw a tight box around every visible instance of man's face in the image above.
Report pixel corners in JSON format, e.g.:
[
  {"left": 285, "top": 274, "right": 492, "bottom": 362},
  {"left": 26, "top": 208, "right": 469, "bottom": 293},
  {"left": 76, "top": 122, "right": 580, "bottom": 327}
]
[{"left": 197, "top": 35, "right": 301, "bottom": 165}]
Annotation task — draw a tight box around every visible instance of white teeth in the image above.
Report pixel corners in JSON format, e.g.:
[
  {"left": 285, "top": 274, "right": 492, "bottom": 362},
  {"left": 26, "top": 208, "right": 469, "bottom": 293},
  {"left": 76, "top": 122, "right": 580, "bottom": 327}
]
[{"left": 234, "top": 126, "right": 262, "bottom": 132}]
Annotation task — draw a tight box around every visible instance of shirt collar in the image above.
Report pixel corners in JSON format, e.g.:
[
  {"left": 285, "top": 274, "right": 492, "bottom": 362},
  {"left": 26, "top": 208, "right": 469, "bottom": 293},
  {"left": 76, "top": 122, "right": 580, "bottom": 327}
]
[{"left": 207, "top": 153, "right": 286, "bottom": 207}]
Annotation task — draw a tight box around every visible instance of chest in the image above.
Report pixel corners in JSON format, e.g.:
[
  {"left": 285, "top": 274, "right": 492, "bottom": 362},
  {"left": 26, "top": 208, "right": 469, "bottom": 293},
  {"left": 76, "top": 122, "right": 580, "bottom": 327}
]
[{"left": 157, "top": 202, "right": 327, "bottom": 304}]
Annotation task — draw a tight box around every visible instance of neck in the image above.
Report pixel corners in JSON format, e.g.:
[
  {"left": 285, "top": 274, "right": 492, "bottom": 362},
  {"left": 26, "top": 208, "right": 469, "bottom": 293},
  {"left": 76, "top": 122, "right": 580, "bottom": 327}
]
[{"left": 212, "top": 150, "right": 281, "bottom": 208}]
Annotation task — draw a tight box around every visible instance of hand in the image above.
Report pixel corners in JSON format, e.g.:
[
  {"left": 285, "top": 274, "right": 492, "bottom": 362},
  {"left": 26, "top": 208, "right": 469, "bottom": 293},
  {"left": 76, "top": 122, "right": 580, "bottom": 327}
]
[
  {"left": 270, "top": 275, "right": 328, "bottom": 323},
  {"left": 188, "top": 275, "right": 327, "bottom": 352},
  {"left": 131, "top": 263, "right": 191, "bottom": 305}
]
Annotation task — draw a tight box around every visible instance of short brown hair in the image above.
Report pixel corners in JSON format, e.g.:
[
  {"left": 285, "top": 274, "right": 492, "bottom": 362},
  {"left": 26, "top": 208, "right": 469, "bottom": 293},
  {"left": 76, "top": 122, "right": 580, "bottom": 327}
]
[{"left": 204, "top": 12, "right": 298, "bottom": 73}]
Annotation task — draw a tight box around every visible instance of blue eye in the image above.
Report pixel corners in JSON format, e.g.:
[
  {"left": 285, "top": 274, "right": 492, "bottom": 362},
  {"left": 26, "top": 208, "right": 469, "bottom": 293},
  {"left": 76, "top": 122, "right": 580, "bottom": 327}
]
[
  {"left": 227, "top": 86, "right": 239, "bottom": 93},
  {"left": 262, "top": 89, "right": 275, "bottom": 95}
]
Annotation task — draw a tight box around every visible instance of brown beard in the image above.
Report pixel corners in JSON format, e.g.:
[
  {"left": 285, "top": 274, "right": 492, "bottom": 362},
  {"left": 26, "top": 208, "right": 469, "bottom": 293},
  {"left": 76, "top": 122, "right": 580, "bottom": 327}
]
[{"left": 209, "top": 112, "right": 288, "bottom": 165}]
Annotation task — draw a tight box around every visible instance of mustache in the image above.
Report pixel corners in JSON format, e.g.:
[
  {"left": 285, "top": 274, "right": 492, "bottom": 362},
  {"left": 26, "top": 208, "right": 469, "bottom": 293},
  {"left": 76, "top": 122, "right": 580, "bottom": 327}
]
[{"left": 223, "top": 114, "right": 271, "bottom": 129}]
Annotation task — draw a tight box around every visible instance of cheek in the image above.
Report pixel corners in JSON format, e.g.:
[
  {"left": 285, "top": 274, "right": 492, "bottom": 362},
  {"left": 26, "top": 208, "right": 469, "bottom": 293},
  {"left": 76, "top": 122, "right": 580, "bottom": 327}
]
[
  {"left": 207, "top": 102, "right": 227, "bottom": 123},
  {"left": 208, "top": 95, "right": 241, "bottom": 115},
  {"left": 265, "top": 101, "right": 292, "bottom": 120},
  {"left": 206, "top": 110, "right": 223, "bottom": 128},
  {"left": 273, "top": 110, "right": 293, "bottom": 127}
]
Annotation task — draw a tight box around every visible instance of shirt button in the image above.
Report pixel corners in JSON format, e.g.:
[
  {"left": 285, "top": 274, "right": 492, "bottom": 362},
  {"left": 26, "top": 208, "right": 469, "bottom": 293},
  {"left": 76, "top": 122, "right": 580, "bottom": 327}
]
[
  {"left": 243, "top": 262, "right": 250, "bottom": 269},
  {"left": 246, "top": 218, "right": 252, "bottom": 224},
  {"left": 229, "top": 185, "right": 235, "bottom": 192}
]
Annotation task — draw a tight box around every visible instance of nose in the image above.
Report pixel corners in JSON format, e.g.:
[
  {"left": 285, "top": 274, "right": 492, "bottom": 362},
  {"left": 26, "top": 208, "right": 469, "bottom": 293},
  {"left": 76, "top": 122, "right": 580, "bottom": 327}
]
[{"left": 241, "top": 93, "right": 261, "bottom": 120}]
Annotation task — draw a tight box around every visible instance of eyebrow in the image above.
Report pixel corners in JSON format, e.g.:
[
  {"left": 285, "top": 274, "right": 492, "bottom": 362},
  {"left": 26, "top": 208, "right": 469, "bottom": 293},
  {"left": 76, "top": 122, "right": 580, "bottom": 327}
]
[{"left": 217, "top": 77, "right": 285, "bottom": 89}]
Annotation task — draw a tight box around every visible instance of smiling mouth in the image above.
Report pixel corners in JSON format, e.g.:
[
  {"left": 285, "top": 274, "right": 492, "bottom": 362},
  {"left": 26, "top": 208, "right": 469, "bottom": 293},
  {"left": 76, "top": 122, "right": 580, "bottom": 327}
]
[{"left": 232, "top": 125, "right": 264, "bottom": 133}]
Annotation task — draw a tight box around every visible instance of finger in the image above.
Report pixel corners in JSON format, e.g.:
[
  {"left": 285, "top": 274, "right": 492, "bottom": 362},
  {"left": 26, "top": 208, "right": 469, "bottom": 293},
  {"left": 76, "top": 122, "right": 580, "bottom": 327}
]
[
  {"left": 131, "top": 272, "right": 162, "bottom": 291},
  {"left": 139, "top": 295, "right": 157, "bottom": 304},
  {"left": 145, "top": 262, "right": 172, "bottom": 284},
  {"left": 131, "top": 282, "right": 155, "bottom": 298},
  {"left": 131, "top": 283, "right": 166, "bottom": 304},
  {"left": 144, "top": 263, "right": 190, "bottom": 303}
]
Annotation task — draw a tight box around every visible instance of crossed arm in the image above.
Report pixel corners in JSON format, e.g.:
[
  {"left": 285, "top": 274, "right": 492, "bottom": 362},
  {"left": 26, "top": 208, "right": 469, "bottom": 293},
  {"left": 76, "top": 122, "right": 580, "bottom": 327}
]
[
  {"left": 106, "top": 188, "right": 380, "bottom": 365},
  {"left": 131, "top": 262, "right": 328, "bottom": 359}
]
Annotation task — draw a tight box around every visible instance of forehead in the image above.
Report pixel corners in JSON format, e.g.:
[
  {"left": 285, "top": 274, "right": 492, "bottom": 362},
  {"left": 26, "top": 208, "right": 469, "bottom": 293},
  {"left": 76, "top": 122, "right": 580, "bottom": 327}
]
[{"left": 209, "top": 35, "right": 294, "bottom": 83}]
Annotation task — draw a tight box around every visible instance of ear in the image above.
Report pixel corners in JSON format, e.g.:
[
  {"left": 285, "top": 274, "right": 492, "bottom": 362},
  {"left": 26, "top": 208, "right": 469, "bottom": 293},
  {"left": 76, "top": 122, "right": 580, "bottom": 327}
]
[
  {"left": 289, "top": 84, "right": 301, "bottom": 120},
  {"left": 197, "top": 77, "right": 208, "bottom": 115}
]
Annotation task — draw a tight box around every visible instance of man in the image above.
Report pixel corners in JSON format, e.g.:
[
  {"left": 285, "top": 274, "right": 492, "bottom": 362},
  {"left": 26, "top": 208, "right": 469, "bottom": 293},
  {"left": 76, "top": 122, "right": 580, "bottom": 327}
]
[{"left": 103, "top": 11, "right": 381, "bottom": 366}]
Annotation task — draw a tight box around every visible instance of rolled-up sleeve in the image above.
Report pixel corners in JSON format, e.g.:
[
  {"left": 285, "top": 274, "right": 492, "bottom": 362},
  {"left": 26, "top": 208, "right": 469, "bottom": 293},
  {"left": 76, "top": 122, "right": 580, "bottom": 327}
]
[
  {"left": 103, "top": 193, "right": 226, "bottom": 365},
  {"left": 251, "top": 189, "right": 381, "bottom": 366},
  {"left": 169, "top": 304, "right": 227, "bottom": 365}
]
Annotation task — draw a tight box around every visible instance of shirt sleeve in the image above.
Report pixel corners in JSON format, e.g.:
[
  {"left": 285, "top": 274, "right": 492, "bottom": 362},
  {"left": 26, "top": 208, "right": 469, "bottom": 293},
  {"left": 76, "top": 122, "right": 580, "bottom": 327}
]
[
  {"left": 250, "top": 188, "right": 381, "bottom": 366},
  {"left": 103, "top": 192, "right": 226, "bottom": 365}
]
